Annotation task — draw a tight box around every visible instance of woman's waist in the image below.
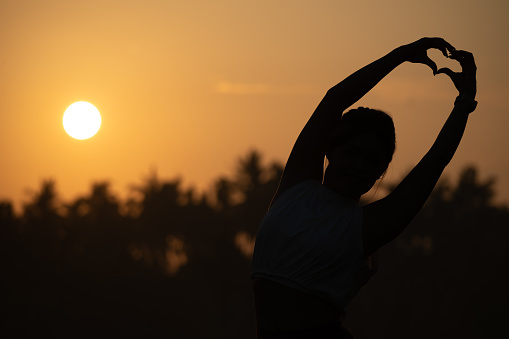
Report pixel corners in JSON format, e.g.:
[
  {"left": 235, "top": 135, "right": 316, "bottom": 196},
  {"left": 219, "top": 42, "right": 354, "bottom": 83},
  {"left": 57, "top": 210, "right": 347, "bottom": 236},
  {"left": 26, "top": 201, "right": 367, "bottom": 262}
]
[{"left": 252, "top": 277, "right": 345, "bottom": 331}]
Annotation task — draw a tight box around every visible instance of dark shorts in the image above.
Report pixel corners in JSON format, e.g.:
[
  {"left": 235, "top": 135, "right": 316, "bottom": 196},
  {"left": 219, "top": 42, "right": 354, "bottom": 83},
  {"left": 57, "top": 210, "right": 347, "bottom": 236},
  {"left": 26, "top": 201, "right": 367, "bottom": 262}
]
[{"left": 257, "top": 322, "right": 354, "bottom": 339}]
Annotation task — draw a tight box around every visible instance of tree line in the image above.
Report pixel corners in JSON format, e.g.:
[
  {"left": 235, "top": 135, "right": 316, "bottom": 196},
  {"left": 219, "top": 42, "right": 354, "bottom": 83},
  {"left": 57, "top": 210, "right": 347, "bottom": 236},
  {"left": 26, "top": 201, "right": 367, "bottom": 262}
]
[{"left": 1, "top": 150, "right": 508, "bottom": 338}]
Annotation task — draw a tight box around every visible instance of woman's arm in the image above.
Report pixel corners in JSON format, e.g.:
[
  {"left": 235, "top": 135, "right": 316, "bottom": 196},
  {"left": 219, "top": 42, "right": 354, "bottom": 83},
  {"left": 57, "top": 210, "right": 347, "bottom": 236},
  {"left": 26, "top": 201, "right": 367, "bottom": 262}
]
[
  {"left": 272, "top": 38, "right": 455, "bottom": 204},
  {"left": 362, "top": 50, "right": 477, "bottom": 257}
]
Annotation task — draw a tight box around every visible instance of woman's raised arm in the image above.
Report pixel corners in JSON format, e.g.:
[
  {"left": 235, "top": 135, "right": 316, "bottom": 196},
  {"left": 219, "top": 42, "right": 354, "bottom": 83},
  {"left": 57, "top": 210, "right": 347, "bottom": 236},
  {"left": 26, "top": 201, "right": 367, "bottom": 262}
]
[{"left": 363, "top": 50, "right": 477, "bottom": 257}]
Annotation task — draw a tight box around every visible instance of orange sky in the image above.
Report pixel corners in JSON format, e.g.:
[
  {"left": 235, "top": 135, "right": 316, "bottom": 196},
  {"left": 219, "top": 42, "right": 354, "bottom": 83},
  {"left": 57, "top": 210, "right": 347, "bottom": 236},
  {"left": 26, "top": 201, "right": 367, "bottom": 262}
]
[{"left": 1, "top": 0, "right": 508, "bottom": 210}]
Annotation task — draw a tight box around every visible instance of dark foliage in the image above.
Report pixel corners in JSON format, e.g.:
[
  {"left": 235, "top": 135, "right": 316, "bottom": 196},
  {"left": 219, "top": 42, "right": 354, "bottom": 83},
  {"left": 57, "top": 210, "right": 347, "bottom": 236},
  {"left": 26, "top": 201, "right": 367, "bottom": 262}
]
[{"left": 1, "top": 152, "right": 507, "bottom": 338}]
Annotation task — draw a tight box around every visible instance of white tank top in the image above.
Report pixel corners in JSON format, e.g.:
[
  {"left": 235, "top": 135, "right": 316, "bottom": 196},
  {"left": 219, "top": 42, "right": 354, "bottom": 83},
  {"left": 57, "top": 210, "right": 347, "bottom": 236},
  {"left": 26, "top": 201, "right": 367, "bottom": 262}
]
[{"left": 251, "top": 180, "right": 373, "bottom": 311}]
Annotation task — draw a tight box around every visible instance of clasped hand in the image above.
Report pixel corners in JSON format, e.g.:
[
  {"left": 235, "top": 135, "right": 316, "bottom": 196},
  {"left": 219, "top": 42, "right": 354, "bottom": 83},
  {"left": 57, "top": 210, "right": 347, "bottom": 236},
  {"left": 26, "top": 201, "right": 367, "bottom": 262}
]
[{"left": 400, "top": 38, "right": 477, "bottom": 100}]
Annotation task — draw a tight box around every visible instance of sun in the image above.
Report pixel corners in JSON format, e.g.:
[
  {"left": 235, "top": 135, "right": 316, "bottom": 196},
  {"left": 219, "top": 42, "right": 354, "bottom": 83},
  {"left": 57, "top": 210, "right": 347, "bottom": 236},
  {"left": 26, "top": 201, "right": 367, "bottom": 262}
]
[{"left": 63, "top": 102, "right": 102, "bottom": 140}]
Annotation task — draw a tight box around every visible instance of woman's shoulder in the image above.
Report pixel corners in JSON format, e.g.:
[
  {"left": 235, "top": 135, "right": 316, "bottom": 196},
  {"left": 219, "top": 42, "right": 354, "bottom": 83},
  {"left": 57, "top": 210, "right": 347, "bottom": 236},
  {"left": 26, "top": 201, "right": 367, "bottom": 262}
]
[{"left": 270, "top": 179, "right": 322, "bottom": 208}]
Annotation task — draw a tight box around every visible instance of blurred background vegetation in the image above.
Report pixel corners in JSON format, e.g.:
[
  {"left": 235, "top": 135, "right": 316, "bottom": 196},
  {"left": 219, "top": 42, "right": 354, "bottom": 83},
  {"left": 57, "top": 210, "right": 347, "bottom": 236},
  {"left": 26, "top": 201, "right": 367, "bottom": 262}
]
[{"left": 1, "top": 150, "right": 508, "bottom": 338}]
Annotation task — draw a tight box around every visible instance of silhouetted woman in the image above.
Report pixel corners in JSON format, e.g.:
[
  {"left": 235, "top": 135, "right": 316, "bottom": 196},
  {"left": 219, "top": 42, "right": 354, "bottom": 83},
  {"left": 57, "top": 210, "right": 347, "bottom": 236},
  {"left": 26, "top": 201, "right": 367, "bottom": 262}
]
[{"left": 251, "top": 38, "right": 477, "bottom": 338}]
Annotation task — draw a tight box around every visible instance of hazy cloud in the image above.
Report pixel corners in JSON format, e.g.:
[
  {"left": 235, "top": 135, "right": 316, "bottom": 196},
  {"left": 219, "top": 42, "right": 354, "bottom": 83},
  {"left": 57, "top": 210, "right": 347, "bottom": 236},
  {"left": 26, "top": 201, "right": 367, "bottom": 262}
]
[{"left": 215, "top": 82, "right": 320, "bottom": 95}]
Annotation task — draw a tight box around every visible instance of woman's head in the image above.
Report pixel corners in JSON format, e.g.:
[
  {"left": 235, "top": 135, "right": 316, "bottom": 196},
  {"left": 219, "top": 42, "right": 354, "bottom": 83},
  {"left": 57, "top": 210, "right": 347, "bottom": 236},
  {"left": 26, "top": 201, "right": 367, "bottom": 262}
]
[{"left": 324, "top": 107, "right": 396, "bottom": 199}]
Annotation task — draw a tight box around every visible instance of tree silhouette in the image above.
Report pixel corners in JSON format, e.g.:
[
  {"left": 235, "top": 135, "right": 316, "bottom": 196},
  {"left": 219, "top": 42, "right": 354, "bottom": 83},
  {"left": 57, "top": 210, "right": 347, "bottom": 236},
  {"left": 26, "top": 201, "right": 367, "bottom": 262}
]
[{"left": 1, "top": 153, "right": 508, "bottom": 338}]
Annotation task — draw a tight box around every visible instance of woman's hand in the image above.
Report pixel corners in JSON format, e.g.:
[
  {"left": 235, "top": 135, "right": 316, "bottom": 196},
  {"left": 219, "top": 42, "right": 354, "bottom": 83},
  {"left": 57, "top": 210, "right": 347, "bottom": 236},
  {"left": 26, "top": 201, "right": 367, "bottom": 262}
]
[
  {"left": 436, "top": 50, "right": 477, "bottom": 99},
  {"left": 398, "top": 37, "right": 456, "bottom": 75}
]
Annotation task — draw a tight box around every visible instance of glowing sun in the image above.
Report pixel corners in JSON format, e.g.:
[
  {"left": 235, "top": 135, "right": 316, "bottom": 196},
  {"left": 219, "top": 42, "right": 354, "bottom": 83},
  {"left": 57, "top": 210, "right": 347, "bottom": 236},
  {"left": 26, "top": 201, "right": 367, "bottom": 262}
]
[{"left": 63, "top": 101, "right": 101, "bottom": 140}]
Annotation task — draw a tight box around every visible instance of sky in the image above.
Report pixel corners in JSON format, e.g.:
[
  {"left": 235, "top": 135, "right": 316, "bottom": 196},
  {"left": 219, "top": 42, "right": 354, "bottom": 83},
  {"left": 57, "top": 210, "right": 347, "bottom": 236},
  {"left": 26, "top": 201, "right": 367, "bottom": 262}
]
[{"left": 1, "top": 0, "right": 508, "bottom": 211}]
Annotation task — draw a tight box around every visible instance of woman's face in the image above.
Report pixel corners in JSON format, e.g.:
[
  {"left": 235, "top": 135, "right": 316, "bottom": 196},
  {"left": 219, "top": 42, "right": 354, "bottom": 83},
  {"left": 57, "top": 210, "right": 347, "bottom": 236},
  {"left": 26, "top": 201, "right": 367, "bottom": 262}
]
[{"left": 324, "top": 133, "right": 389, "bottom": 200}]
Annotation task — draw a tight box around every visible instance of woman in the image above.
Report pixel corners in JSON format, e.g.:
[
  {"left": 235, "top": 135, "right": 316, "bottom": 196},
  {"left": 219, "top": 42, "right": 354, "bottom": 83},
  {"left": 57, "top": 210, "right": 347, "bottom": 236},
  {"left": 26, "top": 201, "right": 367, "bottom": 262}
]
[{"left": 251, "top": 38, "right": 477, "bottom": 338}]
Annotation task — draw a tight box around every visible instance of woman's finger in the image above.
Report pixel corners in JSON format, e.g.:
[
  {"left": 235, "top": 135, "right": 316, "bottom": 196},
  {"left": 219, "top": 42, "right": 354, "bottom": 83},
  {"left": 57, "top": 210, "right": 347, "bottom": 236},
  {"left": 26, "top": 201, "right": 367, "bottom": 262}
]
[
  {"left": 436, "top": 67, "right": 458, "bottom": 81},
  {"left": 428, "top": 37, "right": 456, "bottom": 57},
  {"left": 422, "top": 56, "right": 438, "bottom": 74},
  {"left": 449, "top": 50, "right": 477, "bottom": 72}
]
